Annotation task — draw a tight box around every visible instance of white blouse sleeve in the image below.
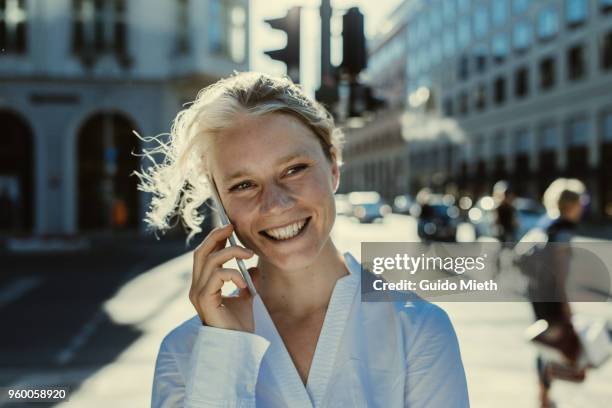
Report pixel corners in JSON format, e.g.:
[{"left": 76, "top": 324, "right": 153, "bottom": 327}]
[
  {"left": 152, "top": 325, "right": 271, "bottom": 408},
  {"left": 404, "top": 304, "right": 470, "bottom": 407}
]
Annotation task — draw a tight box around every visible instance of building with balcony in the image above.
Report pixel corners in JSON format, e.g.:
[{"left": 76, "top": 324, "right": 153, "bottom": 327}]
[
  {"left": 0, "top": 0, "right": 249, "bottom": 237},
  {"left": 403, "top": 0, "right": 612, "bottom": 219}
]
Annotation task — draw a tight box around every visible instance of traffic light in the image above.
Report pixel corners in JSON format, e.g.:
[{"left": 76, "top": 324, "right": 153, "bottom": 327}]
[
  {"left": 264, "top": 6, "right": 301, "bottom": 83},
  {"left": 341, "top": 7, "right": 366, "bottom": 77},
  {"left": 348, "top": 82, "right": 386, "bottom": 118}
]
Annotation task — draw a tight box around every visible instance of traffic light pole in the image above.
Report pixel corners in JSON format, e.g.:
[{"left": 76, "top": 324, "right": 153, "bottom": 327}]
[
  {"left": 320, "top": 0, "right": 332, "bottom": 86},
  {"left": 315, "top": 0, "right": 339, "bottom": 113}
]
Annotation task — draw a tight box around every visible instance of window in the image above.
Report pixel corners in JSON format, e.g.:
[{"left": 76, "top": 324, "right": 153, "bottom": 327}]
[
  {"left": 541, "top": 125, "right": 558, "bottom": 150},
  {"left": 176, "top": 0, "right": 190, "bottom": 54},
  {"left": 458, "top": 0, "right": 470, "bottom": 13},
  {"left": 473, "top": 6, "right": 488, "bottom": 39},
  {"left": 567, "top": 44, "right": 587, "bottom": 80},
  {"left": 601, "top": 31, "right": 612, "bottom": 71},
  {"left": 492, "top": 34, "right": 509, "bottom": 63},
  {"left": 493, "top": 132, "right": 506, "bottom": 157},
  {"left": 443, "top": 0, "right": 456, "bottom": 22},
  {"left": 566, "top": 0, "right": 588, "bottom": 27},
  {"left": 516, "top": 129, "right": 530, "bottom": 153},
  {"left": 538, "top": 7, "right": 559, "bottom": 40},
  {"left": 539, "top": 56, "right": 556, "bottom": 90},
  {"left": 430, "top": 7, "right": 442, "bottom": 32},
  {"left": 602, "top": 0, "right": 612, "bottom": 13},
  {"left": 492, "top": 0, "right": 508, "bottom": 26},
  {"left": 567, "top": 118, "right": 589, "bottom": 146},
  {"left": 431, "top": 38, "right": 443, "bottom": 66},
  {"left": 443, "top": 97, "right": 454, "bottom": 116},
  {"left": 457, "top": 18, "right": 470, "bottom": 49},
  {"left": 513, "top": 21, "right": 532, "bottom": 51},
  {"left": 458, "top": 91, "right": 469, "bottom": 115},
  {"left": 474, "top": 44, "right": 487, "bottom": 73},
  {"left": 514, "top": 66, "right": 529, "bottom": 98},
  {"left": 513, "top": 0, "right": 530, "bottom": 14},
  {"left": 209, "top": 0, "right": 245, "bottom": 62},
  {"left": 458, "top": 54, "right": 469, "bottom": 80},
  {"left": 493, "top": 76, "right": 506, "bottom": 104},
  {"left": 474, "top": 83, "right": 487, "bottom": 111},
  {"left": 0, "top": 0, "right": 27, "bottom": 54},
  {"left": 443, "top": 29, "right": 455, "bottom": 57},
  {"left": 72, "top": 0, "right": 128, "bottom": 60},
  {"left": 209, "top": 0, "right": 224, "bottom": 53}
]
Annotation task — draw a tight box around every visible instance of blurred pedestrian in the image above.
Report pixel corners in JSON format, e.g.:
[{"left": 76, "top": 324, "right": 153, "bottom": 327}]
[
  {"left": 493, "top": 180, "right": 518, "bottom": 243},
  {"left": 492, "top": 181, "right": 518, "bottom": 274},
  {"left": 530, "top": 178, "right": 588, "bottom": 408}
]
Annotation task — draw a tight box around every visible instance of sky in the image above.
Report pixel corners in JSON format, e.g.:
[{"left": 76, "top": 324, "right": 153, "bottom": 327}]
[{"left": 250, "top": 0, "right": 403, "bottom": 96}]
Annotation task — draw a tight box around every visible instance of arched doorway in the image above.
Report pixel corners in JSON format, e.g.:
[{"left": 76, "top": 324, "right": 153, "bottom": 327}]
[
  {"left": 77, "top": 112, "right": 140, "bottom": 231},
  {"left": 0, "top": 111, "right": 34, "bottom": 233}
]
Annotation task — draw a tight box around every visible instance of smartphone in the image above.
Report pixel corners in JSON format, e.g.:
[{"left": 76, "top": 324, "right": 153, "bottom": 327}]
[{"left": 207, "top": 176, "right": 258, "bottom": 296}]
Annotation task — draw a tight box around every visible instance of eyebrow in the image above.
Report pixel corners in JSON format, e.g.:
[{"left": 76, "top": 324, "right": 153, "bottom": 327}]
[{"left": 222, "top": 151, "right": 310, "bottom": 184}]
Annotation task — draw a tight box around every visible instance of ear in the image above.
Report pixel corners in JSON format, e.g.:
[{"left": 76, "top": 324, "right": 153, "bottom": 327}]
[{"left": 329, "top": 147, "right": 340, "bottom": 193}]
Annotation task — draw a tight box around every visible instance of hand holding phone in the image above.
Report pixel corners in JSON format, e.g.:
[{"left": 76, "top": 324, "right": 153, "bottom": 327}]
[{"left": 188, "top": 176, "right": 259, "bottom": 330}]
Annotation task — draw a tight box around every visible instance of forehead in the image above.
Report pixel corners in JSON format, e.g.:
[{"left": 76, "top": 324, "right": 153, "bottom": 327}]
[{"left": 209, "top": 113, "right": 324, "bottom": 178}]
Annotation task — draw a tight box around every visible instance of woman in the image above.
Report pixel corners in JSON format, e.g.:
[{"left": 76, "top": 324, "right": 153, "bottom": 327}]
[{"left": 143, "top": 72, "right": 469, "bottom": 407}]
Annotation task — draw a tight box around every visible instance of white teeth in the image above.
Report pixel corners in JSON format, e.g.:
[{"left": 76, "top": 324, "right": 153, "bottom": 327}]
[{"left": 265, "top": 219, "right": 307, "bottom": 240}]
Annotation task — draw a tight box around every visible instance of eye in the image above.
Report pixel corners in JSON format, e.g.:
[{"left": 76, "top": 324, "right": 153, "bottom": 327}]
[
  {"left": 230, "top": 181, "right": 254, "bottom": 192},
  {"left": 285, "top": 164, "right": 308, "bottom": 176}
]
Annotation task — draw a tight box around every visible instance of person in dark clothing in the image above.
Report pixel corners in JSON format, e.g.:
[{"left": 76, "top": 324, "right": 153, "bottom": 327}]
[
  {"left": 531, "top": 178, "right": 587, "bottom": 408},
  {"left": 493, "top": 180, "right": 518, "bottom": 243}
]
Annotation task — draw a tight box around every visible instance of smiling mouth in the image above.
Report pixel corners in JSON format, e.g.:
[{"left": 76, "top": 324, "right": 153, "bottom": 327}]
[{"left": 260, "top": 217, "right": 311, "bottom": 241}]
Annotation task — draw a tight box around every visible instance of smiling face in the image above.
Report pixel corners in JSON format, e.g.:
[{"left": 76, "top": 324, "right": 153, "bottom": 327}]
[{"left": 208, "top": 113, "right": 340, "bottom": 271}]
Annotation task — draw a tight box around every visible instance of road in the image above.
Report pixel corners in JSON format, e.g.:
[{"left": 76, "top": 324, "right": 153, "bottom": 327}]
[{"left": 0, "top": 215, "right": 611, "bottom": 407}]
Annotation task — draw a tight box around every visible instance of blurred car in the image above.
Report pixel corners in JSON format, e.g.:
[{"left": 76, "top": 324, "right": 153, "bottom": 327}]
[
  {"left": 392, "top": 194, "right": 413, "bottom": 214},
  {"left": 413, "top": 195, "right": 460, "bottom": 242},
  {"left": 348, "top": 191, "right": 391, "bottom": 223},
  {"left": 468, "top": 196, "right": 546, "bottom": 240},
  {"left": 334, "top": 194, "right": 353, "bottom": 216},
  {"left": 514, "top": 198, "right": 546, "bottom": 238},
  {"left": 468, "top": 196, "right": 497, "bottom": 238}
]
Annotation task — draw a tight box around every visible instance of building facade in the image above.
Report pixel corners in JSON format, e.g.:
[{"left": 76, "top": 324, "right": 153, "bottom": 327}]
[
  {"left": 0, "top": 0, "right": 249, "bottom": 237},
  {"left": 403, "top": 0, "right": 612, "bottom": 219}
]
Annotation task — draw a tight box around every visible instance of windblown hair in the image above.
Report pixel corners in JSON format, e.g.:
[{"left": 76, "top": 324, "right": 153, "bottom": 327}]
[{"left": 134, "top": 72, "right": 344, "bottom": 243}]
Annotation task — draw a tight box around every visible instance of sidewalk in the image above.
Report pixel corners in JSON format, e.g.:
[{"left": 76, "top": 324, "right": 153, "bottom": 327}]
[{"left": 442, "top": 301, "right": 612, "bottom": 408}]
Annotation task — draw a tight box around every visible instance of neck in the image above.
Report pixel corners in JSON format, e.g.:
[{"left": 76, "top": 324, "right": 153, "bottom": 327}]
[{"left": 256, "top": 239, "right": 349, "bottom": 319}]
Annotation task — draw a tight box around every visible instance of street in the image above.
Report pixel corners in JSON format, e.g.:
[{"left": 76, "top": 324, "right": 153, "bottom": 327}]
[{"left": 1, "top": 215, "right": 611, "bottom": 407}]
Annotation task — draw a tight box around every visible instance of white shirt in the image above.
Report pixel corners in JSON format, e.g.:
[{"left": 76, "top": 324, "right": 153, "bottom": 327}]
[{"left": 151, "top": 253, "right": 469, "bottom": 407}]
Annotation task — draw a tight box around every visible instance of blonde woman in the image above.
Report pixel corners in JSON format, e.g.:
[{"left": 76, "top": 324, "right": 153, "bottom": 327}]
[{"left": 144, "top": 72, "right": 469, "bottom": 407}]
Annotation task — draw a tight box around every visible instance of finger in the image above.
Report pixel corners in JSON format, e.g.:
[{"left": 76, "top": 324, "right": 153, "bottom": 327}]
[
  {"left": 192, "top": 225, "right": 234, "bottom": 282},
  {"left": 197, "top": 246, "right": 254, "bottom": 288},
  {"left": 200, "top": 268, "right": 248, "bottom": 303}
]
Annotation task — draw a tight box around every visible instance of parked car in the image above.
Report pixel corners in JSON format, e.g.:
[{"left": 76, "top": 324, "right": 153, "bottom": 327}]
[
  {"left": 334, "top": 194, "right": 353, "bottom": 216},
  {"left": 393, "top": 194, "right": 413, "bottom": 214},
  {"left": 348, "top": 191, "right": 391, "bottom": 223},
  {"left": 413, "top": 195, "right": 460, "bottom": 242}
]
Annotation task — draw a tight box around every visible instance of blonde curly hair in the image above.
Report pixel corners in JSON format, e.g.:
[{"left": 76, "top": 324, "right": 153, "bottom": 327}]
[{"left": 134, "top": 72, "right": 344, "bottom": 242}]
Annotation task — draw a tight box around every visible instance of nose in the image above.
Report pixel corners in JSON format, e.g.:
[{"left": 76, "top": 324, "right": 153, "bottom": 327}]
[{"left": 259, "top": 182, "right": 295, "bottom": 215}]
